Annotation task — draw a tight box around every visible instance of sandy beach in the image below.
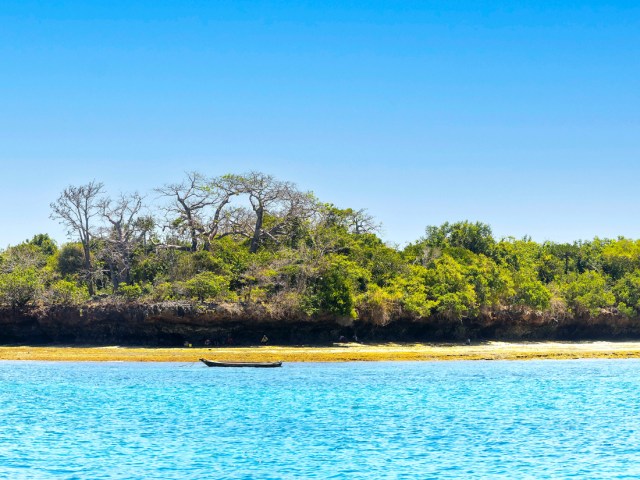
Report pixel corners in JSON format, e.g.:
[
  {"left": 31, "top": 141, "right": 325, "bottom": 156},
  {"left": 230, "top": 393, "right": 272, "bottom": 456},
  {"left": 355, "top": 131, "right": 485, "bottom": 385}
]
[{"left": 1, "top": 341, "right": 640, "bottom": 362}]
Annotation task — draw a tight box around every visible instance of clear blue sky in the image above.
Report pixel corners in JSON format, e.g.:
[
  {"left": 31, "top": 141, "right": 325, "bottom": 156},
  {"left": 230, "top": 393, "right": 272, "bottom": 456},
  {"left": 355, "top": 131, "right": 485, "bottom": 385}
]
[{"left": 1, "top": 1, "right": 638, "bottom": 248}]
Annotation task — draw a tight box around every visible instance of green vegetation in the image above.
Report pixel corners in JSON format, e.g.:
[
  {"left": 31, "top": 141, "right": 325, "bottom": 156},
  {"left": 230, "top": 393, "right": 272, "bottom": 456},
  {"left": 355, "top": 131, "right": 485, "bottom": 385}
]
[{"left": 0, "top": 172, "right": 637, "bottom": 330}]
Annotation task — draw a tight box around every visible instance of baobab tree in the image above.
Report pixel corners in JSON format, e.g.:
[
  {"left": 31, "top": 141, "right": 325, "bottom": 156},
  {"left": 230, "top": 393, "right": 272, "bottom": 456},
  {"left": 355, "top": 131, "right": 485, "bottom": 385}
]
[
  {"left": 50, "top": 181, "right": 104, "bottom": 295},
  {"left": 155, "top": 172, "right": 239, "bottom": 251},
  {"left": 98, "top": 192, "right": 145, "bottom": 289},
  {"left": 224, "top": 172, "right": 317, "bottom": 253}
]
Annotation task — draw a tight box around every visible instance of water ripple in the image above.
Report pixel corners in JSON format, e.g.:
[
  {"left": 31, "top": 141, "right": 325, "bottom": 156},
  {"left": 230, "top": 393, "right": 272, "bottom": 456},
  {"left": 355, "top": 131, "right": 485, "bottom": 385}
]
[{"left": 1, "top": 360, "right": 640, "bottom": 478}]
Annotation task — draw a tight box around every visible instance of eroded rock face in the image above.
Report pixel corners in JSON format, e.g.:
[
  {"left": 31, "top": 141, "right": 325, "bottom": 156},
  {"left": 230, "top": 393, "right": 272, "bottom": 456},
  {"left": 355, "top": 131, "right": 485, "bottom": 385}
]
[
  {"left": 0, "top": 302, "right": 347, "bottom": 346},
  {"left": 1, "top": 302, "right": 640, "bottom": 346}
]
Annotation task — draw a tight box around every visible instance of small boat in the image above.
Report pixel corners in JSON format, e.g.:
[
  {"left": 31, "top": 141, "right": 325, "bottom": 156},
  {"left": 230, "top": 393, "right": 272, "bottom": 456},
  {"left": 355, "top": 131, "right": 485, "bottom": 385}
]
[{"left": 199, "top": 358, "right": 282, "bottom": 368}]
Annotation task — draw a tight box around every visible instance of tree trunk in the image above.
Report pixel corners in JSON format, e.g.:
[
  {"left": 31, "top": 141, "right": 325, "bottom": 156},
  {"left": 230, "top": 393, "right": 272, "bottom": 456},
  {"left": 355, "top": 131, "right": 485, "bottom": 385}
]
[
  {"left": 82, "top": 244, "right": 95, "bottom": 296},
  {"left": 250, "top": 207, "right": 264, "bottom": 253},
  {"left": 109, "top": 261, "right": 120, "bottom": 291},
  {"left": 190, "top": 228, "right": 198, "bottom": 252}
]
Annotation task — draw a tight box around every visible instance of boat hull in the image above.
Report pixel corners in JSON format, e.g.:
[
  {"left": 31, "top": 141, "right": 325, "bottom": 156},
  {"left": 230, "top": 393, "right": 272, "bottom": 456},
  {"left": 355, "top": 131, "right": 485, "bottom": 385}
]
[{"left": 199, "top": 358, "right": 282, "bottom": 368}]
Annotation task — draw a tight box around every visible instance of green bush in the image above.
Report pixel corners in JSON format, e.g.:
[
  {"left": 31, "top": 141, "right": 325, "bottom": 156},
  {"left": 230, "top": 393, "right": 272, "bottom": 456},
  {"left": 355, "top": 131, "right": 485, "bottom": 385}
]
[
  {"left": 149, "top": 282, "right": 176, "bottom": 301},
  {"left": 56, "top": 243, "right": 86, "bottom": 277},
  {"left": 118, "top": 283, "right": 144, "bottom": 300},
  {"left": 356, "top": 285, "right": 401, "bottom": 326},
  {"left": 0, "top": 268, "right": 41, "bottom": 308},
  {"left": 558, "top": 271, "right": 615, "bottom": 316},
  {"left": 613, "top": 271, "right": 640, "bottom": 316},
  {"left": 130, "top": 256, "right": 166, "bottom": 284},
  {"left": 423, "top": 221, "right": 495, "bottom": 256},
  {"left": 311, "top": 257, "right": 368, "bottom": 319},
  {"left": 512, "top": 274, "right": 552, "bottom": 311},
  {"left": 315, "top": 268, "right": 356, "bottom": 318},
  {"left": 28, "top": 233, "right": 58, "bottom": 256},
  {"left": 49, "top": 280, "right": 89, "bottom": 305},
  {"left": 424, "top": 254, "right": 478, "bottom": 320},
  {"left": 184, "top": 272, "right": 228, "bottom": 301},
  {"left": 602, "top": 239, "right": 640, "bottom": 280}
]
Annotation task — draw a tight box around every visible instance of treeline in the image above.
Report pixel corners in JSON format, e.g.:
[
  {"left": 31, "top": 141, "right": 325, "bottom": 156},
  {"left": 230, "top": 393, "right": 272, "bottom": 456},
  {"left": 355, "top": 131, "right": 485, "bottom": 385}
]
[{"left": 1, "top": 171, "right": 640, "bottom": 328}]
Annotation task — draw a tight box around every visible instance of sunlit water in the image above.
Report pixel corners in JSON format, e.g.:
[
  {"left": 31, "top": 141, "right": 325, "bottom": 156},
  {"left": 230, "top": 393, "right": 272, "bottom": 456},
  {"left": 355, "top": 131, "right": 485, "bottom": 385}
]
[{"left": 1, "top": 360, "right": 639, "bottom": 479}]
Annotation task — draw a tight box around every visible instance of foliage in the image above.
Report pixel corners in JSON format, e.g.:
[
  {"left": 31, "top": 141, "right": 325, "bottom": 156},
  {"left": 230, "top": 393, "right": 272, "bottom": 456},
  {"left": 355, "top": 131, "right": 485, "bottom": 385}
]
[
  {"left": 148, "top": 282, "right": 176, "bottom": 302},
  {"left": 130, "top": 255, "right": 167, "bottom": 284},
  {"left": 392, "top": 265, "right": 435, "bottom": 318},
  {"left": 424, "top": 221, "right": 495, "bottom": 256},
  {"left": 0, "top": 268, "right": 42, "bottom": 308},
  {"left": 28, "top": 234, "right": 58, "bottom": 256},
  {"left": 601, "top": 238, "right": 640, "bottom": 280},
  {"left": 307, "top": 256, "right": 368, "bottom": 319},
  {"left": 49, "top": 280, "right": 90, "bottom": 305},
  {"left": 613, "top": 271, "right": 640, "bottom": 316},
  {"left": 423, "top": 253, "right": 478, "bottom": 320},
  {"left": 0, "top": 171, "right": 637, "bottom": 332},
  {"left": 184, "top": 272, "right": 229, "bottom": 301},
  {"left": 1, "top": 243, "right": 47, "bottom": 272},
  {"left": 511, "top": 273, "right": 552, "bottom": 311},
  {"left": 56, "top": 243, "right": 86, "bottom": 277},
  {"left": 118, "top": 283, "right": 144, "bottom": 300},
  {"left": 356, "top": 285, "right": 402, "bottom": 326},
  {"left": 557, "top": 271, "right": 615, "bottom": 316}
]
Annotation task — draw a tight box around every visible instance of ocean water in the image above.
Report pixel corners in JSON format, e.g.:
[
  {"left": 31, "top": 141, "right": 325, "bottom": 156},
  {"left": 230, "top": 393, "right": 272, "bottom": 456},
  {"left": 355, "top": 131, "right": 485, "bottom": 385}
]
[{"left": 1, "top": 360, "right": 639, "bottom": 479}]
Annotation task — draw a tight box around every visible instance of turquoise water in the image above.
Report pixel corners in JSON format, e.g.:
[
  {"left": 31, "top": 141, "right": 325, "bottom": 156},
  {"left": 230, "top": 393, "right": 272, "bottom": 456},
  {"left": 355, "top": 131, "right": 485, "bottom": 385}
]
[{"left": 1, "top": 360, "right": 639, "bottom": 479}]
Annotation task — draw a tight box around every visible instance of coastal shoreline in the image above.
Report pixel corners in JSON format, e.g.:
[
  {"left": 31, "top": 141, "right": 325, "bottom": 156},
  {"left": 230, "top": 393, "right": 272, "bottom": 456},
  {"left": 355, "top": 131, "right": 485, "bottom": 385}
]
[{"left": 2, "top": 341, "right": 640, "bottom": 362}]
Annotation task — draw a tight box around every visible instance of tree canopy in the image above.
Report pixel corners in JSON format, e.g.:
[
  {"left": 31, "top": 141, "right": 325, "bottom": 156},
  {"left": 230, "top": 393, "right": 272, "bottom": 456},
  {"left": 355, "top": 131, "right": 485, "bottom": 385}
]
[{"left": 0, "top": 171, "right": 636, "bottom": 330}]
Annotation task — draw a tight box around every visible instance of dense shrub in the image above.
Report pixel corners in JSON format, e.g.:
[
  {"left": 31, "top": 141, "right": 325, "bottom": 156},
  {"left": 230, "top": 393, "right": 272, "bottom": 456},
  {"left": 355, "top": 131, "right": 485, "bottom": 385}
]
[
  {"left": 118, "top": 283, "right": 144, "bottom": 300},
  {"left": 557, "top": 271, "right": 615, "bottom": 316},
  {"left": 56, "top": 244, "right": 85, "bottom": 277},
  {"left": 184, "top": 272, "right": 229, "bottom": 301},
  {"left": 0, "top": 268, "right": 41, "bottom": 308},
  {"left": 613, "top": 271, "right": 640, "bottom": 316},
  {"left": 49, "top": 280, "right": 89, "bottom": 305}
]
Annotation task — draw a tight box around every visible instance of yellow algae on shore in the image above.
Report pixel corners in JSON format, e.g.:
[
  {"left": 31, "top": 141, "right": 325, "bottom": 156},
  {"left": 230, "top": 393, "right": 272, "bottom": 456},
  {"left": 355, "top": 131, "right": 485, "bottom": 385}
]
[{"left": 2, "top": 341, "right": 640, "bottom": 362}]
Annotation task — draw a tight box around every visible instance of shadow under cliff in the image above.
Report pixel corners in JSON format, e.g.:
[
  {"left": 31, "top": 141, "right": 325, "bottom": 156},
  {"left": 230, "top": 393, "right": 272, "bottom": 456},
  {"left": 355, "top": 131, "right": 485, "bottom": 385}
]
[{"left": 2, "top": 302, "right": 640, "bottom": 346}]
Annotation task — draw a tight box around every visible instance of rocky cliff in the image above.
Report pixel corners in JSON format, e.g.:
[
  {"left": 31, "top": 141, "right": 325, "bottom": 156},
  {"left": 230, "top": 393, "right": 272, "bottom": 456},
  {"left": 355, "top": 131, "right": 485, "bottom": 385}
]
[{"left": 1, "top": 302, "right": 640, "bottom": 346}]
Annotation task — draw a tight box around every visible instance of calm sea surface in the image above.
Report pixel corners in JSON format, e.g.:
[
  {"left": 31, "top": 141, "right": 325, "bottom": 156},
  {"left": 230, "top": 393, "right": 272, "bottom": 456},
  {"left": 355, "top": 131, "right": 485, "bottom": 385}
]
[{"left": 1, "top": 360, "right": 639, "bottom": 479}]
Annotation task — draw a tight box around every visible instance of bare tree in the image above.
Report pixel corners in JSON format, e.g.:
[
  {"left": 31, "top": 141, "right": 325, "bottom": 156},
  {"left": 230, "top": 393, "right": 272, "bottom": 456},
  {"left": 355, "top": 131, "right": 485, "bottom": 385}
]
[
  {"left": 264, "top": 187, "right": 317, "bottom": 248},
  {"left": 215, "top": 206, "right": 254, "bottom": 240},
  {"left": 134, "top": 215, "right": 156, "bottom": 249},
  {"left": 343, "top": 208, "right": 381, "bottom": 235},
  {"left": 155, "top": 172, "right": 238, "bottom": 251},
  {"left": 200, "top": 175, "right": 241, "bottom": 248},
  {"left": 98, "top": 192, "right": 145, "bottom": 289},
  {"left": 225, "top": 172, "right": 317, "bottom": 253},
  {"left": 155, "top": 172, "right": 209, "bottom": 251},
  {"left": 50, "top": 181, "right": 104, "bottom": 295}
]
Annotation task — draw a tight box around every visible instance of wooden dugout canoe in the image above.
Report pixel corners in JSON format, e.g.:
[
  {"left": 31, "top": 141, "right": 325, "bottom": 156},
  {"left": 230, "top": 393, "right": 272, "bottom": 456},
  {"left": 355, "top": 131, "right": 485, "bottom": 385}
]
[{"left": 199, "top": 358, "right": 283, "bottom": 368}]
